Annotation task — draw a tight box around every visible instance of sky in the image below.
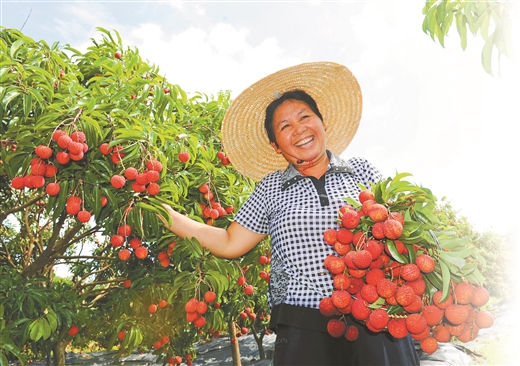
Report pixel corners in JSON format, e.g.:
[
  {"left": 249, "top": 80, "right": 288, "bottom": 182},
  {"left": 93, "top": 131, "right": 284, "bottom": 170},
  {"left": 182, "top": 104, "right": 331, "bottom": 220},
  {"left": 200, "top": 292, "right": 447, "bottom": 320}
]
[{"left": 1, "top": 0, "right": 519, "bottom": 240}]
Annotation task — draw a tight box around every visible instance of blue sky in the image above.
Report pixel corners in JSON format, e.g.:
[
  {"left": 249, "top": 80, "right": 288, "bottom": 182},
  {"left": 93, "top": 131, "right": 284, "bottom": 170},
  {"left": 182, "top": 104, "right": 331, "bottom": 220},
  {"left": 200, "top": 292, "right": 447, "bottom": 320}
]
[{"left": 2, "top": 0, "right": 519, "bottom": 237}]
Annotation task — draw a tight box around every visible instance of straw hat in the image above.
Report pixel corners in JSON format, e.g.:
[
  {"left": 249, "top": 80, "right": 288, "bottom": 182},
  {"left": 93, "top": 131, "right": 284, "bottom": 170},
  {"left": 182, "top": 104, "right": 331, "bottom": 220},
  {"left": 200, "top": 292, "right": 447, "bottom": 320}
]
[{"left": 221, "top": 61, "right": 362, "bottom": 181}]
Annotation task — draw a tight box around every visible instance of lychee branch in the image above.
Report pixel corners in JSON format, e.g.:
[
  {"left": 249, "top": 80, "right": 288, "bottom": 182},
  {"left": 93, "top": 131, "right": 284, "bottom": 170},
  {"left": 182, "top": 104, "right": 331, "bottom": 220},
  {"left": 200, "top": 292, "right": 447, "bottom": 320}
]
[{"left": 0, "top": 193, "right": 44, "bottom": 224}]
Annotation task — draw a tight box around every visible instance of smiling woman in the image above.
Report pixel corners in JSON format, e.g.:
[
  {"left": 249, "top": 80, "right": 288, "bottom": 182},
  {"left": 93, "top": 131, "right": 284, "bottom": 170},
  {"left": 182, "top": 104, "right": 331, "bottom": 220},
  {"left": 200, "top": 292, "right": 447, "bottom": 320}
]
[{"left": 161, "top": 62, "right": 421, "bottom": 366}]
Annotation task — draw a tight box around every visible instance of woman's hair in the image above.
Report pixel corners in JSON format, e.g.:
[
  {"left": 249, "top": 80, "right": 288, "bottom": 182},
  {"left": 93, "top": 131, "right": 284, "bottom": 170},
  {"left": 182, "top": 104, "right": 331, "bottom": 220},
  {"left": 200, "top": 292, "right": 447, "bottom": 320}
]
[{"left": 264, "top": 89, "right": 323, "bottom": 144}]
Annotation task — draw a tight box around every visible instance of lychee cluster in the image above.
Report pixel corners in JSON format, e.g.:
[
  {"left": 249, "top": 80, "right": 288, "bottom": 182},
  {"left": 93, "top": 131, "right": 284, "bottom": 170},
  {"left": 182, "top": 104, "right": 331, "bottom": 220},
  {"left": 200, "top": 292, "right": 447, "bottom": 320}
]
[
  {"left": 10, "top": 129, "right": 88, "bottom": 191},
  {"left": 258, "top": 252, "right": 271, "bottom": 283},
  {"left": 105, "top": 154, "right": 163, "bottom": 196},
  {"left": 113, "top": 225, "right": 176, "bottom": 266},
  {"left": 198, "top": 183, "right": 235, "bottom": 226},
  {"left": 236, "top": 275, "right": 255, "bottom": 295},
  {"left": 184, "top": 291, "right": 218, "bottom": 329},
  {"left": 112, "top": 224, "right": 150, "bottom": 262},
  {"left": 216, "top": 151, "right": 230, "bottom": 166},
  {"left": 319, "top": 189, "right": 494, "bottom": 354}
]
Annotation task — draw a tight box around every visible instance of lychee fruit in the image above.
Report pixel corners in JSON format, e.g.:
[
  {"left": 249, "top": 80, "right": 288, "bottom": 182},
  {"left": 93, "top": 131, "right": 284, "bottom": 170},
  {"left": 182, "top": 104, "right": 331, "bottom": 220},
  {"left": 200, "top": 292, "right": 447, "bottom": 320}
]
[
  {"left": 77, "top": 211, "right": 91, "bottom": 223},
  {"left": 416, "top": 254, "right": 435, "bottom": 273},
  {"left": 35, "top": 145, "right": 53, "bottom": 159},
  {"left": 368, "top": 308, "right": 389, "bottom": 330},
  {"left": 367, "top": 204, "right": 388, "bottom": 223},
  {"left": 420, "top": 337, "right": 438, "bottom": 354},
  {"left": 345, "top": 325, "right": 359, "bottom": 341},
  {"left": 319, "top": 297, "right": 337, "bottom": 317},
  {"left": 383, "top": 219, "right": 403, "bottom": 239},
  {"left": 341, "top": 210, "right": 360, "bottom": 229},
  {"left": 387, "top": 318, "right": 409, "bottom": 339},
  {"left": 475, "top": 311, "right": 494, "bottom": 329},
  {"left": 111, "top": 175, "right": 126, "bottom": 189},
  {"left": 327, "top": 319, "right": 346, "bottom": 338},
  {"left": 453, "top": 282, "right": 474, "bottom": 305},
  {"left": 405, "top": 313, "right": 428, "bottom": 334},
  {"left": 471, "top": 286, "right": 490, "bottom": 307},
  {"left": 358, "top": 189, "right": 375, "bottom": 204},
  {"left": 400, "top": 264, "right": 421, "bottom": 282},
  {"left": 45, "top": 182, "right": 61, "bottom": 196},
  {"left": 146, "top": 159, "right": 163, "bottom": 172},
  {"left": 118, "top": 249, "right": 131, "bottom": 261},
  {"left": 444, "top": 304, "right": 468, "bottom": 325},
  {"left": 147, "top": 182, "right": 160, "bottom": 195}
]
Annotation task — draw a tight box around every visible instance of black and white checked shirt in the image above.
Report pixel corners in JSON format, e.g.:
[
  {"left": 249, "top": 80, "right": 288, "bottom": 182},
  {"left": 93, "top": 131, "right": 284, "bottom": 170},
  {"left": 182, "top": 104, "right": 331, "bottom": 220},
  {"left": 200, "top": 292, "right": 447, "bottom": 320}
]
[{"left": 234, "top": 152, "right": 382, "bottom": 310}]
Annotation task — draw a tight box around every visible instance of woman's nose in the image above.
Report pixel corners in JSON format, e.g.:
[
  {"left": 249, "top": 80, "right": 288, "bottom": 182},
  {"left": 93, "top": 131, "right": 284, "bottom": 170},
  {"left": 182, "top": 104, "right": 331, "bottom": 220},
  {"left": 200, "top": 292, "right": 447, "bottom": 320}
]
[{"left": 294, "top": 122, "right": 307, "bottom": 134}]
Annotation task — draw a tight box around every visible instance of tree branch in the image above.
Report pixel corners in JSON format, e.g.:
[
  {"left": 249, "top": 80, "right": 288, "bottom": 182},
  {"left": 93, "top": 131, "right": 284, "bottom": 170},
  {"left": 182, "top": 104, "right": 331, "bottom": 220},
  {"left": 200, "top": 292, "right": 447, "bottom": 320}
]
[{"left": 0, "top": 194, "right": 44, "bottom": 225}]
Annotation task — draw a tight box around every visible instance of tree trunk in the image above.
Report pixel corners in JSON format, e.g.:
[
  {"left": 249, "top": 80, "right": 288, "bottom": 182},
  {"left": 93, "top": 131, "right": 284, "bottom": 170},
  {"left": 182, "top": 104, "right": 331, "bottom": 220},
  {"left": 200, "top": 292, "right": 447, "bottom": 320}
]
[
  {"left": 52, "top": 339, "right": 67, "bottom": 366},
  {"left": 228, "top": 320, "right": 242, "bottom": 366},
  {"left": 250, "top": 326, "right": 266, "bottom": 360}
]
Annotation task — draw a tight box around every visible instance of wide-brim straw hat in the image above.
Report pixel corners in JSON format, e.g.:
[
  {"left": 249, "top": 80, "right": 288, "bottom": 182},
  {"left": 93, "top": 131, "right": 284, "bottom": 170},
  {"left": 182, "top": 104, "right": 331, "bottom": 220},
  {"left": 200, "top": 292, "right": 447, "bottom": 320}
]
[{"left": 221, "top": 61, "right": 362, "bottom": 181}]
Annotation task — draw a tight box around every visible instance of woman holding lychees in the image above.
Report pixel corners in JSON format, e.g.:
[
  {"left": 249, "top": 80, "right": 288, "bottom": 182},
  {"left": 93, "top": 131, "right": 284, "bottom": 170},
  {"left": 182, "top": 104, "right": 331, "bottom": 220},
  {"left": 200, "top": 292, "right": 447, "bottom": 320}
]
[{"left": 161, "top": 62, "right": 420, "bottom": 365}]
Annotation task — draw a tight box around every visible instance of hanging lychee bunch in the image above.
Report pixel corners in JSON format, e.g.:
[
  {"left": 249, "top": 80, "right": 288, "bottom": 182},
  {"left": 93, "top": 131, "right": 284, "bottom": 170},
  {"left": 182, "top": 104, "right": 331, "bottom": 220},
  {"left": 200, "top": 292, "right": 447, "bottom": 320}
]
[
  {"left": 319, "top": 173, "right": 494, "bottom": 355},
  {"left": 102, "top": 147, "right": 163, "bottom": 197},
  {"left": 10, "top": 128, "right": 97, "bottom": 225},
  {"left": 111, "top": 223, "right": 152, "bottom": 262},
  {"left": 10, "top": 128, "right": 88, "bottom": 191},
  {"left": 198, "top": 183, "right": 235, "bottom": 226}
]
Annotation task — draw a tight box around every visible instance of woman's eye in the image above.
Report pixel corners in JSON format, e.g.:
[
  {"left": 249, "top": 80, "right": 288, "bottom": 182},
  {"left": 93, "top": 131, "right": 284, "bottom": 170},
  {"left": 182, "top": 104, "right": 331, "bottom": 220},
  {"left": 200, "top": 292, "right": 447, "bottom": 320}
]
[{"left": 280, "top": 124, "right": 289, "bottom": 130}]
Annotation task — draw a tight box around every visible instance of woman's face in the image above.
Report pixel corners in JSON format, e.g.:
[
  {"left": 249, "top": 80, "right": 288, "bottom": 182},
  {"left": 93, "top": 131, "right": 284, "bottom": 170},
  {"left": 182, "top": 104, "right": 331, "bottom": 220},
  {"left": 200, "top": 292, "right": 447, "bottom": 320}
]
[{"left": 270, "top": 99, "right": 327, "bottom": 165}]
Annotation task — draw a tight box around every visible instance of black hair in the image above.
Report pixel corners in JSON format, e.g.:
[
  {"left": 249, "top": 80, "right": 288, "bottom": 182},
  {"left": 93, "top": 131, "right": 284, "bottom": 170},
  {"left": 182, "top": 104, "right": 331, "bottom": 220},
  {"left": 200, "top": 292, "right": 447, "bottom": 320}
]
[{"left": 264, "top": 89, "right": 323, "bottom": 145}]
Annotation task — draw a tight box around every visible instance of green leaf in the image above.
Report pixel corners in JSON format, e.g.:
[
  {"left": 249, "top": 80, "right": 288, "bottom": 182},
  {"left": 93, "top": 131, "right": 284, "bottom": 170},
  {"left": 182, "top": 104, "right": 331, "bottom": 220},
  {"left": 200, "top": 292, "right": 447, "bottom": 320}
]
[
  {"left": 424, "top": 270, "right": 443, "bottom": 291},
  {"left": 456, "top": 13, "right": 468, "bottom": 50},
  {"left": 41, "top": 318, "right": 52, "bottom": 340},
  {"left": 481, "top": 30, "right": 495, "bottom": 75},
  {"left": 10, "top": 38, "right": 27, "bottom": 59},
  {"left": 368, "top": 297, "right": 386, "bottom": 309},
  {"left": 385, "top": 240, "right": 407, "bottom": 263},
  {"left": 46, "top": 309, "right": 58, "bottom": 332},
  {"left": 439, "top": 259, "right": 451, "bottom": 300},
  {"left": 437, "top": 235, "right": 470, "bottom": 250},
  {"left": 439, "top": 252, "right": 466, "bottom": 270}
]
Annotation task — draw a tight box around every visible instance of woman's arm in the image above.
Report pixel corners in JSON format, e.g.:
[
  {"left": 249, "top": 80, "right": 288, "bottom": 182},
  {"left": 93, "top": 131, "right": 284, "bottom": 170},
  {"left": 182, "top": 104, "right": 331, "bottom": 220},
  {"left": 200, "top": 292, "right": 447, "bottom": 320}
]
[{"left": 159, "top": 204, "right": 266, "bottom": 259}]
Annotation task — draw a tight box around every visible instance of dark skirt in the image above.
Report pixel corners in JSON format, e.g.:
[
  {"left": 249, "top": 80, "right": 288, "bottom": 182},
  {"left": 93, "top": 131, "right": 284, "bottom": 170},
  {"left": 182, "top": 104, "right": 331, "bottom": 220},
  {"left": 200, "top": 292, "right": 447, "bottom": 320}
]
[{"left": 271, "top": 304, "right": 420, "bottom": 366}]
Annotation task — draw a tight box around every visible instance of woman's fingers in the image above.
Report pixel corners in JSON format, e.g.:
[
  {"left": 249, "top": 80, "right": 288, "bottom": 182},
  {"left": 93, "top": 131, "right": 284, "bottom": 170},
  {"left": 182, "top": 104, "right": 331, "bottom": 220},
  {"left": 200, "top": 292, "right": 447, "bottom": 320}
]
[{"left": 157, "top": 203, "right": 173, "bottom": 227}]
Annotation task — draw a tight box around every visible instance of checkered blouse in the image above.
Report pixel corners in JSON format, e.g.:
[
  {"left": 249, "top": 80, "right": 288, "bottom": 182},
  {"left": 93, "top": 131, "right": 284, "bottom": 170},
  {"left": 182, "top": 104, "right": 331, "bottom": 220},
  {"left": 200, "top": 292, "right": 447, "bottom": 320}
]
[{"left": 234, "top": 152, "right": 382, "bottom": 310}]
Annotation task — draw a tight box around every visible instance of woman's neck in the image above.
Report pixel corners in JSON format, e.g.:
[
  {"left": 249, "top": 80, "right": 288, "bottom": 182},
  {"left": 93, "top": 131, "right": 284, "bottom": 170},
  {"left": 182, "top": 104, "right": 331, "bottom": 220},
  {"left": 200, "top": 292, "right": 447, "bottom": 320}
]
[{"left": 296, "top": 152, "right": 330, "bottom": 178}]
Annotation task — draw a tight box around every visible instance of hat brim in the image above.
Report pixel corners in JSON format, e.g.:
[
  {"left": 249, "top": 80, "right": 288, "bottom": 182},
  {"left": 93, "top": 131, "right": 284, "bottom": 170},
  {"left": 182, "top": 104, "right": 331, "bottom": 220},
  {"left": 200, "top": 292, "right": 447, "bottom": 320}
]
[{"left": 221, "top": 61, "right": 362, "bottom": 181}]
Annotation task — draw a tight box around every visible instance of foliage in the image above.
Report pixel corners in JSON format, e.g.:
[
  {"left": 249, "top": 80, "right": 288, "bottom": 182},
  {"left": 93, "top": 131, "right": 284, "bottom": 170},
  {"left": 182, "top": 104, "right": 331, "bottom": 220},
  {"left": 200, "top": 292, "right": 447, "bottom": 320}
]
[
  {"left": 0, "top": 267, "right": 82, "bottom": 365},
  {"left": 433, "top": 198, "right": 514, "bottom": 300},
  {"left": 422, "top": 0, "right": 516, "bottom": 75},
  {"left": 0, "top": 26, "right": 264, "bottom": 365}
]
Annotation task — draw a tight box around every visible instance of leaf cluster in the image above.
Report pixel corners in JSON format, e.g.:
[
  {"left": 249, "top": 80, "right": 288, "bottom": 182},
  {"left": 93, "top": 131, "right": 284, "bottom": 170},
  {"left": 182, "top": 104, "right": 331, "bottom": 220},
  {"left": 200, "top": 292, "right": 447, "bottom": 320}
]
[{"left": 422, "top": 0, "right": 515, "bottom": 75}]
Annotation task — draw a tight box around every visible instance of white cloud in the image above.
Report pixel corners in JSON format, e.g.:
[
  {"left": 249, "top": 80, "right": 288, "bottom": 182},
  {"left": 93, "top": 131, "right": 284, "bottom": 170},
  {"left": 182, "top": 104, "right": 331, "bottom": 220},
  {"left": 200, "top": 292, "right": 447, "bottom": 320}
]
[
  {"left": 125, "top": 21, "right": 300, "bottom": 97},
  {"left": 165, "top": 0, "right": 184, "bottom": 11}
]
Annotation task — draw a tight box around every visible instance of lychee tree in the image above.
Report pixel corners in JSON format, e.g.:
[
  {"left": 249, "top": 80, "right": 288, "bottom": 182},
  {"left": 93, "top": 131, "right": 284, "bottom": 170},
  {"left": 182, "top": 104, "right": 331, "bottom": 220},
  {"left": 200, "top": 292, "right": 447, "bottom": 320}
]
[{"left": 1, "top": 26, "right": 269, "bottom": 366}]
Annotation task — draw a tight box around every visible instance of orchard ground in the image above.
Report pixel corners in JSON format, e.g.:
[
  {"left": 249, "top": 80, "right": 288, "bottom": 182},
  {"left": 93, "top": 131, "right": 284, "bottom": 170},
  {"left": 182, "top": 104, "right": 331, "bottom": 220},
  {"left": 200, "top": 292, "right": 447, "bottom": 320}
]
[{"left": 25, "top": 301, "right": 517, "bottom": 366}]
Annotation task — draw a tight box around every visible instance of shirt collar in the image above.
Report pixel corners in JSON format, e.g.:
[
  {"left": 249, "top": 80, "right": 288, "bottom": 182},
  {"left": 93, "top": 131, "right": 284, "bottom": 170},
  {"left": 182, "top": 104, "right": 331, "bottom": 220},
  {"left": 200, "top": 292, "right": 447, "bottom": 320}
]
[{"left": 280, "top": 150, "right": 353, "bottom": 190}]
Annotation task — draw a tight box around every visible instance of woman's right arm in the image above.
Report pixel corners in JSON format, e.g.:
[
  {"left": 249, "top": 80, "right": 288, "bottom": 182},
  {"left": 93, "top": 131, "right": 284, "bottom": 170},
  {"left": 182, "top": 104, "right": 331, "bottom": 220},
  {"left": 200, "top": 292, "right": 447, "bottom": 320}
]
[{"left": 159, "top": 204, "right": 266, "bottom": 259}]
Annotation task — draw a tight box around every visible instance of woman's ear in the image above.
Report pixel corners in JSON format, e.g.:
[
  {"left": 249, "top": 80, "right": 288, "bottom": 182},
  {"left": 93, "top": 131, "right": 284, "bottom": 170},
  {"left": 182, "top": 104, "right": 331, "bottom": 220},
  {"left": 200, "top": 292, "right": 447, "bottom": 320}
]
[{"left": 270, "top": 141, "right": 281, "bottom": 154}]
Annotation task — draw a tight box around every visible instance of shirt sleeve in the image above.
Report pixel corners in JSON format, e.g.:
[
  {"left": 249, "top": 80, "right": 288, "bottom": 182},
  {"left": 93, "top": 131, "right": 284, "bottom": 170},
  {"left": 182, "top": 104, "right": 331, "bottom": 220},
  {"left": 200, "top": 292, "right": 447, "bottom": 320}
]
[
  {"left": 234, "top": 178, "right": 270, "bottom": 235},
  {"left": 348, "top": 157, "right": 383, "bottom": 188}
]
